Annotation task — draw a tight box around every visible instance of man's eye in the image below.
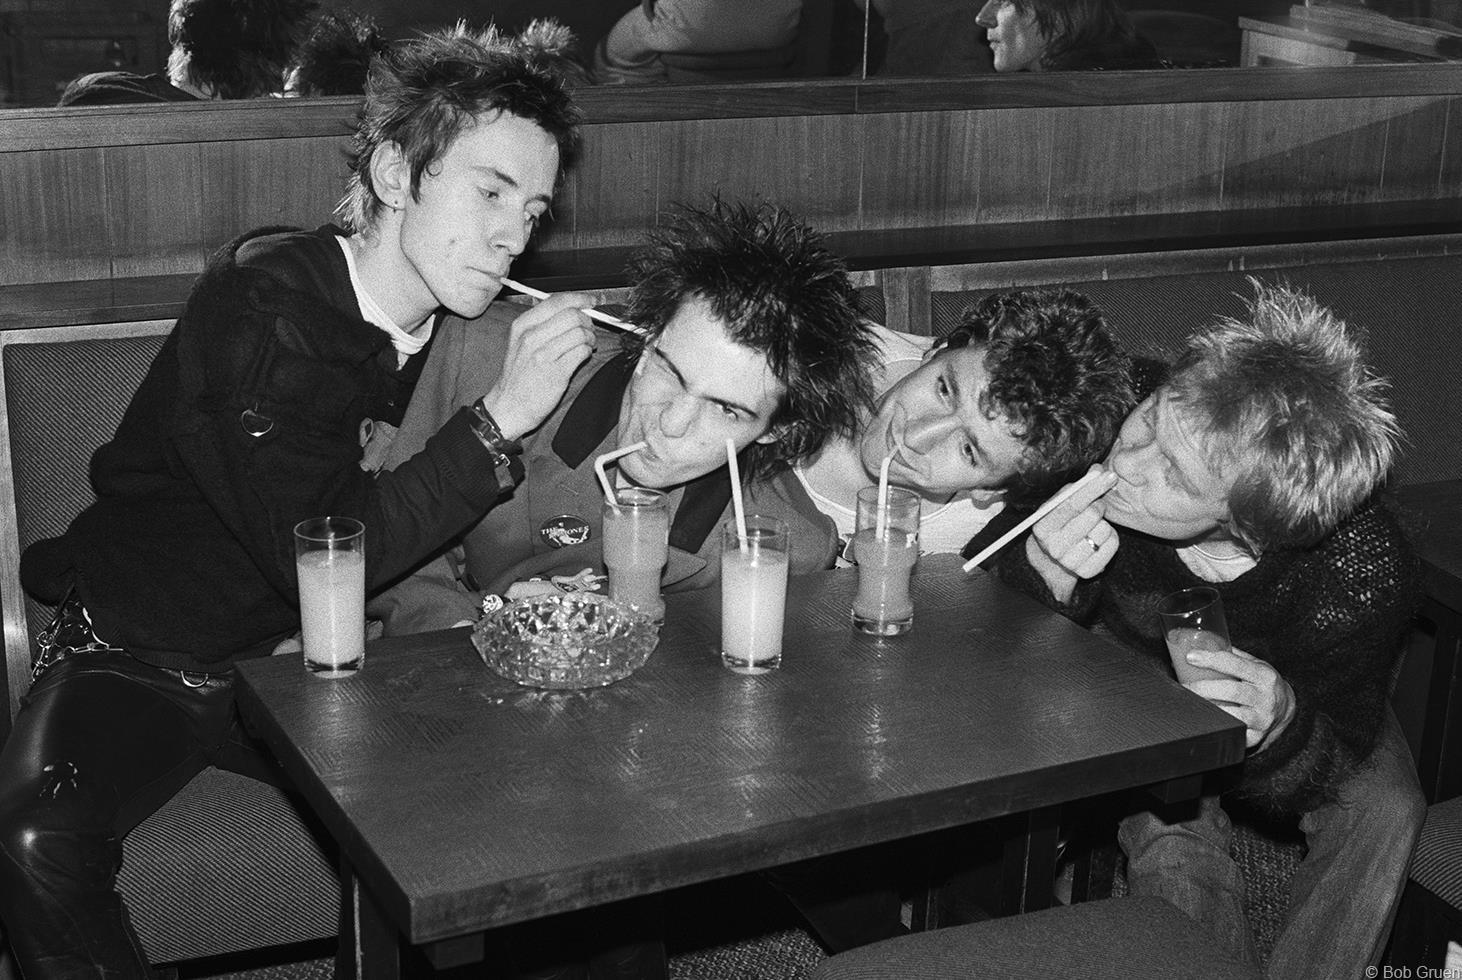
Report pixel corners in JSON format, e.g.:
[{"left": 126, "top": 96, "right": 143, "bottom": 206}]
[
  {"left": 936, "top": 377, "right": 950, "bottom": 399},
  {"left": 720, "top": 404, "right": 741, "bottom": 421},
  {"left": 963, "top": 442, "right": 978, "bottom": 468}
]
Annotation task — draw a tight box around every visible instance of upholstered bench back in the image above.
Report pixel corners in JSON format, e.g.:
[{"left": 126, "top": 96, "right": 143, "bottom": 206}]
[{"left": 0, "top": 322, "right": 339, "bottom": 965}]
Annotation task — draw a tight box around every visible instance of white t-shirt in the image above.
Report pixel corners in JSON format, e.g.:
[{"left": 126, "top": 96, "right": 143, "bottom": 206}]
[
  {"left": 793, "top": 324, "right": 1007, "bottom": 558},
  {"left": 337, "top": 236, "right": 432, "bottom": 367}
]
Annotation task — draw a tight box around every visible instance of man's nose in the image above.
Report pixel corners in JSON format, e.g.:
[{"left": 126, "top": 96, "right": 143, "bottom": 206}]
[
  {"left": 975, "top": 0, "right": 1000, "bottom": 28},
  {"left": 657, "top": 394, "right": 697, "bottom": 439},
  {"left": 491, "top": 215, "right": 532, "bottom": 258},
  {"left": 902, "top": 414, "right": 957, "bottom": 454},
  {"left": 1108, "top": 444, "right": 1148, "bottom": 486}
]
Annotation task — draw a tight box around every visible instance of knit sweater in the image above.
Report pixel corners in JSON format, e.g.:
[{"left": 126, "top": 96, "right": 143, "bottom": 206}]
[{"left": 1000, "top": 500, "right": 1419, "bottom": 817}]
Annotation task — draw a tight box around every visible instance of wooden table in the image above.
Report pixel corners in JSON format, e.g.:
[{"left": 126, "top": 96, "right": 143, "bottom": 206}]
[
  {"left": 1396, "top": 480, "right": 1462, "bottom": 802},
  {"left": 236, "top": 554, "right": 1244, "bottom": 979}
]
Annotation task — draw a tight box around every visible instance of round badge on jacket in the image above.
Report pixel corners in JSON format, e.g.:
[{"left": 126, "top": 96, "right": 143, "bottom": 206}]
[{"left": 540, "top": 515, "right": 591, "bottom": 548}]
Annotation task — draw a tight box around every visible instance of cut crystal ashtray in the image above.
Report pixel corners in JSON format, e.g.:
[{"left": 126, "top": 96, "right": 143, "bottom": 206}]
[{"left": 471, "top": 594, "right": 660, "bottom": 690}]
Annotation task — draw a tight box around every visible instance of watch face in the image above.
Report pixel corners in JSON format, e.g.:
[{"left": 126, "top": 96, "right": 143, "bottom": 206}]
[{"left": 540, "top": 514, "right": 591, "bottom": 549}]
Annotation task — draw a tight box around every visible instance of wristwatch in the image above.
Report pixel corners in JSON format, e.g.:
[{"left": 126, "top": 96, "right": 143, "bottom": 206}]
[{"left": 468, "top": 399, "right": 524, "bottom": 483}]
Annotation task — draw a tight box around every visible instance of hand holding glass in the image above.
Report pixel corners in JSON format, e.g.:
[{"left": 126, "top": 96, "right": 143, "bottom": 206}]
[
  {"left": 720, "top": 516, "right": 790, "bottom": 674},
  {"left": 294, "top": 516, "right": 365, "bottom": 676},
  {"left": 851, "top": 485, "right": 919, "bottom": 635},
  {"left": 602, "top": 487, "right": 669, "bottom": 622},
  {"left": 1157, "top": 586, "right": 1233, "bottom": 684}
]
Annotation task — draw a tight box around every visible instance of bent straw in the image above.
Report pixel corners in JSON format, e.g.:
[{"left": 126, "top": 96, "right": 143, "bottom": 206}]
[
  {"left": 726, "top": 438, "right": 748, "bottom": 554},
  {"left": 875, "top": 454, "right": 893, "bottom": 541},
  {"left": 500, "top": 277, "right": 645, "bottom": 336},
  {"left": 593, "top": 441, "right": 647, "bottom": 508},
  {"left": 960, "top": 468, "right": 1108, "bottom": 574}
]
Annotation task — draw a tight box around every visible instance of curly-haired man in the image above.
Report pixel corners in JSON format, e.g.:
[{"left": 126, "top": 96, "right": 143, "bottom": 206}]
[
  {"left": 792, "top": 287, "right": 1135, "bottom": 561},
  {"left": 3, "top": 24, "right": 595, "bottom": 978}
]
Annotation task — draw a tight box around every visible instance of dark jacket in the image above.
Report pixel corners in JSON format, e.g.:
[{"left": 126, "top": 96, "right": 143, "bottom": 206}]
[
  {"left": 57, "top": 71, "right": 200, "bottom": 106},
  {"left": 22, "top": 226, "right": 508, "bottom": 670}
]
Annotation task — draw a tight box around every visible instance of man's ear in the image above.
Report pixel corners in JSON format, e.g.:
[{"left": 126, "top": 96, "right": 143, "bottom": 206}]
[
  {"left": 369, "top": 141, "right": 411, "bottom": 211},
  {"left": 753, "top": 424, "right": 782, "bottom": 446}
]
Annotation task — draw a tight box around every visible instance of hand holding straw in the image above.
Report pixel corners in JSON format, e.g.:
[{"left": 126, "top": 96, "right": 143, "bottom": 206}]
[
  {"left": 875, "top": 454, "right": 893, "bottom": 540},
  {"left": 961, "top": 468, "right": 1108, "bottom": 574},
  {"left": 500, "top": 277, "right": 645, "bottom": 336},
  {"left": 594, "top": 442, "right": 647, "bottom": 508},
  {"left": 725, "top": 438, "right": 748, "bottom": 554}
]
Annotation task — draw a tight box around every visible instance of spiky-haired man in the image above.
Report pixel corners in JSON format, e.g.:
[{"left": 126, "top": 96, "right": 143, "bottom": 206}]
[
  {"left": 4, "top": 24, "right": 596, "bottom": 977},
  {"left": 373, "top": 197, "right": 881, "bottom": 635}
]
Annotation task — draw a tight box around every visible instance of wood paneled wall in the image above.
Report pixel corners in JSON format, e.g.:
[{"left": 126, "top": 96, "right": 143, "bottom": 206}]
[{"left": 1, "top": 90, "right": 1459, "bottom": 289}]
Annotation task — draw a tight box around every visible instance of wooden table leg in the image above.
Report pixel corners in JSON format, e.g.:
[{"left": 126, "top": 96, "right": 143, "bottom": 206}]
[
  {"left": 336, "top": 856, "right": 403, "bottom": 980},
  {"left": 912, "top": 805, "right": 1065, "bottom": 930},
  {"left": 999, "top": 805, "right": 1061, "bottom": 916}
]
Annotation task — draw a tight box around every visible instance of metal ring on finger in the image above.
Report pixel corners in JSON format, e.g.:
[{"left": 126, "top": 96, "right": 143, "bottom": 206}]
[{"left": 1084, "top": 535, "right": 1100, "bottom": 554}]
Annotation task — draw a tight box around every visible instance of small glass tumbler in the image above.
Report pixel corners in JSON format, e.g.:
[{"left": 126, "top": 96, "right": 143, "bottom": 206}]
[
  {"left": 851, "top": 486, "right": 920, "bottom": 635},
  {"left": 1156, "top": 585, "right": 1233, "bottom": 684},
  {"left": 720, "top": 515, "right": 790, "bottom": 674},
  {"left": 293, "top": 516, "right": 366, "bottom": 677},
  {"left": 602, "top": 487, "right": 669, "bottom": 622}
]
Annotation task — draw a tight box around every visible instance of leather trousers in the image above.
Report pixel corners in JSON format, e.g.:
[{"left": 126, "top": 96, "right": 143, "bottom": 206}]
[{"left": 0, "top": 650, "right": 275, "bottom": 980}]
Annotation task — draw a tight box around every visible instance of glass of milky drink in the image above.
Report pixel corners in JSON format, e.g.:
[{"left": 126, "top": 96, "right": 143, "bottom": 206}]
[
  {"left": 851, "top": 486, "right": 920, "bottom": 636},
  {"left": 602, "top": 487, "right": 670, "bottom": 623},
  {"left": 1156, "top": 586, "right": 1233, "bottom": 684},
  {"left": 720, "top": 516, "right": 790, "bottom": 674},
  {"left": 293, "top": 516, "right": 366, "bottom": 677}
]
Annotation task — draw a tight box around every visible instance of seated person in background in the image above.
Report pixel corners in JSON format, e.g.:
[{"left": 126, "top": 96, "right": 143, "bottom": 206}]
[
  {"left": 1001, "top": 282, "right": 1425, "bottom": 979},
  {"left": 974, "top": 0, "right": 1160, "bottom": 72},
  {"left": 371, "top": 196, "right": 878, "bottom": 635},
  {"left": 282, "top": 5, "right": 389, "bottom": 96},
  {"left": 793, "top": 287, "right": 1133, "bottom": 559},
  {"left": 59, "top": 0, "right": 317, "bottom": 105},
  {"left": 592, "top": 0, "right": 803, "bottom": 84},
  {"left": 1, "top": 24, "right": 592, "bottom": 980}
]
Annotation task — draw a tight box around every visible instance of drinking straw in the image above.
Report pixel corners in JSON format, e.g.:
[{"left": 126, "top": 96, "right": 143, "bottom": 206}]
[
  {"left": 875, "top": 454, "right": 893, "bottom": 540},
  {"left": 725, "top": 438, "right": 748, "bottom": 554},
  {"left": 500, "top": 277, "right": 645, "bottom": 336},
  {"left": 593, "top": 441, "right": 647, "bottom": 508},
  {"left": 961, "top": 468, "right": 1108, "bottom": 574}
]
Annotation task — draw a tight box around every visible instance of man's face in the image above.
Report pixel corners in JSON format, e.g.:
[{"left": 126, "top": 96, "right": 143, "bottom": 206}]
[
  {"left": 858, "top": 345, "right": 1028, "bottom": 502},
  {"left": 976, "top": 0, "right": 1047, "bottom": 72},
  {"left": 616, "top": 296, "right": 786, "bottom": 489},
  {"left": 390, "top": 111, "right": 558, "bottom": 324},
  {"left": 1100, "top": 390, "right": 1235, "bottom": 542}
]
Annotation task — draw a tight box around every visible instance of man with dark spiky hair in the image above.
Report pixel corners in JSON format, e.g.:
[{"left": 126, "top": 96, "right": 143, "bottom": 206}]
[
  {"left": 373, "top": 197, "right": 881, "bottom": 636},
  {"left": 59, "top": 0, "right": 318, "bottom": 105},
  {"left": 3, "top": 24, "right": 595, "bottom": 979},
  {"left": 282, "top": 6, "right": 390, "bottom": 97}
]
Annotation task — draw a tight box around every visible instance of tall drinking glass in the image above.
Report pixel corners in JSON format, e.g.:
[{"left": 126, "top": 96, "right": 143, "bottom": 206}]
[
  {"left": 602, "top": 487, "right": 669, "bottom": 622},
  {"left": 720, "top": 515, "right": 790, "bottom": 674},
  {"left": 851, "top": 485, "right": 920, "bottom": 635},
  {"left": 1157, "top": 586, "right": 1233, "bottom": 684},
  {"left": 293, "top": 516, "right": 365, "bottom": 677}
]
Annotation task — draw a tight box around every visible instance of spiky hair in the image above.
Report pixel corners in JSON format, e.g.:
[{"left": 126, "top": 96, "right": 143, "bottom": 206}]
[
  {"left": 288, "top": 7, "right": 389, "bottom": 97},
  {"left": 169, "top": 0, "right": 317, "bottom": 98},
  {"left": 1168, "top": 279, "right": 1400, "bottom": 551},
  {"left": 337, "top": 20, "right": 583, "bottom": 233},
  {"left": 624, "top": 197, "right": 879, "bottom": 477}
]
